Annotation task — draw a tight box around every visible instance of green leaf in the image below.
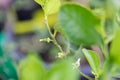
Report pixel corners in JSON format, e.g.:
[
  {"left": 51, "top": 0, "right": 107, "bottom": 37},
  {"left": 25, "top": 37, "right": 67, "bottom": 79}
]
[
  {"left": 35, "top": 0, "right": 61, "bottom": 15},
  {"left": 19, "top": 54, "right": 45, "bottom": 80},
  {"left": 46, "top": 60, "right": 78, "bottom": 80},
  {"left": 59, "top": 3, "right": 103, "bottom": 46},
  {"left": 110, "top": 29, "right": 120, "bottom": 65},
  {"left": 34, "top": 0, "right": 45, "bottom": 6},
  {"left": 82, "top": 49, "right": 101, "bottom": 76}
]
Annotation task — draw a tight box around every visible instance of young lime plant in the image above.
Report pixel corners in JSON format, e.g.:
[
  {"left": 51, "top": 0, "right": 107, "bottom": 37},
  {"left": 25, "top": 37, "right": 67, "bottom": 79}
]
[{"left": 33, "top": 0, "right": 120, "bottom": 80}]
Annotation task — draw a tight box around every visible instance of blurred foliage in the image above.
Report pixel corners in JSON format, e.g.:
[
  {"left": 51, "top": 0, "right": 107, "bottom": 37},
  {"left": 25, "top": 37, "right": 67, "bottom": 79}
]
[
  {"left": 110, "top": 30, "right": 120, "bottom": 65},
  {"left": 0, "top": 59, "right": 18, "bottom": 80},
  {"left": 46, "top": 60, "right": 78, "bottom": 80},
  {"left": 19, "top": 53, "right": 45, "bottom": 80},
  {"left": 0, "top": 32, "right": 18, "bottom": 80},
  {"left": 19, "top": 54, "right": 78, "bottom": 80},
  {"left": 14, "top": 10, "right": 58, "bottom": 34}
]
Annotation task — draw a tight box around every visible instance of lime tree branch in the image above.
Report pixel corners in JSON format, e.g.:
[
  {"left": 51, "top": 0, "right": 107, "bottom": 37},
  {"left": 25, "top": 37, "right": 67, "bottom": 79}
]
[{"left": 44, "top": 16, "right": 63, "bottom": 53}]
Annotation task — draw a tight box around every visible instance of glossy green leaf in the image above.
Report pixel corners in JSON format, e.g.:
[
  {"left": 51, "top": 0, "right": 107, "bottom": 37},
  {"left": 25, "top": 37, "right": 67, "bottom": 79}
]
[
  {"left": 59, "top": 3, "right": 103, "bottom": 46},
  {"left": 46, "top": 60, "right": 78, "bottom": 80},
  {"left": 35, "top": 0, "right": 61, "bottom": 15},
  {"left": 19, "top": 54, "right": 45, "bottom": 80},
  {"left": 110, "top": 30, "right": 120, "bottom": 65},
  {"left": 82, "top": 49, "right": 101, "bottom": 75}
]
